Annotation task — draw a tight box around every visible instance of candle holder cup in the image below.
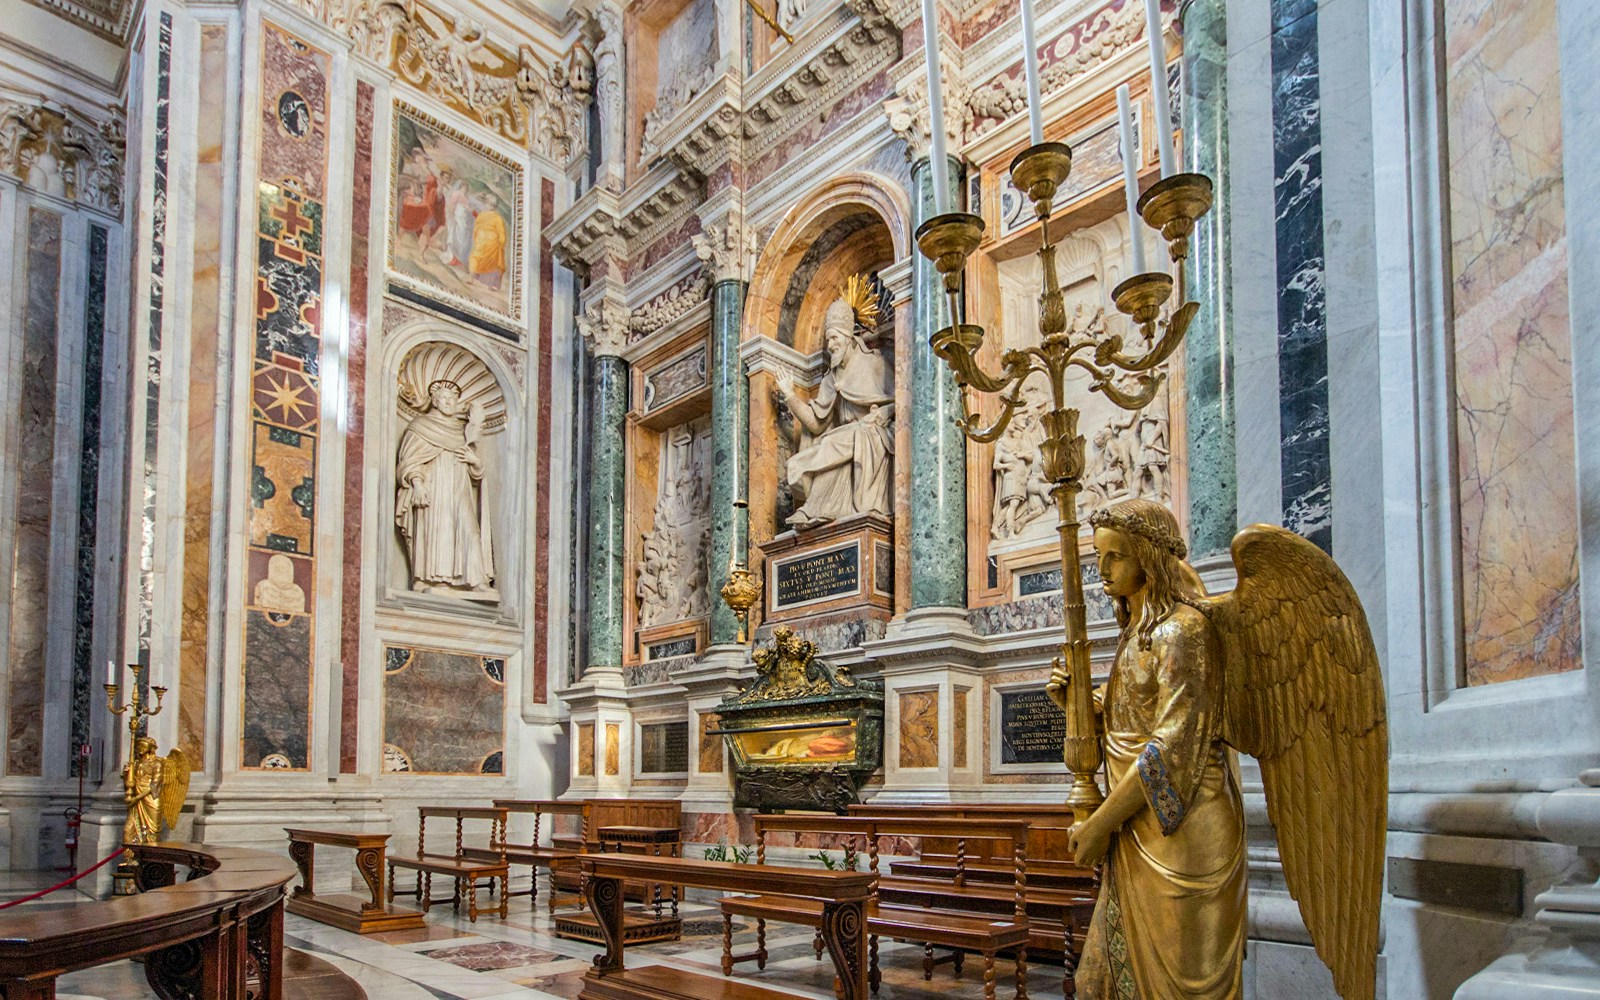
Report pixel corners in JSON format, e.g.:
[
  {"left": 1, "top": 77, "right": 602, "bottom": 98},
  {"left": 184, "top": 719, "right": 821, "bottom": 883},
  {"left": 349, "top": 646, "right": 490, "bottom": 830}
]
[
  {"left": 915, "top": 212, "right": 986, "bottom": 296},
  {"left": 1136, "top": 171, "right": 1214, "bottom": 261},
  {"left": 1009, "top": 141, "right": 1074, "bottom": 220}
]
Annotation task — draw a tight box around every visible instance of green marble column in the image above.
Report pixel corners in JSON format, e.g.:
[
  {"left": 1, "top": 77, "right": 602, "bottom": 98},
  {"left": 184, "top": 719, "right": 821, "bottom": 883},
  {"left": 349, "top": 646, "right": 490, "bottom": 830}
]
[
  {"left": 909, "top": 155, "right": 968, "bottom": 609},
  {"left": 708, "top": 278, "right": 749, "bottom": 644},
  {"left": 1180, "top": 0, "right": 1237, "bottom": 559},
  {"left": 585, "top": 352, "right": 629, "bottom": 669}
]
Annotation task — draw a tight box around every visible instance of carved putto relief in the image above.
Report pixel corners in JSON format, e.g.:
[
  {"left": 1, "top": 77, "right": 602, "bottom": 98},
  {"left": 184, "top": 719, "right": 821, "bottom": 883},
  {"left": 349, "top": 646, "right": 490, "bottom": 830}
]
[
  {"left": 775, "top": 276, "right": 895, "bottom": 530},
  {"left": 637, "top": 419, "right": 713, "bottom": 627},
  {"left": 394, "top": 342, "right": 507, "bottom": 602}
]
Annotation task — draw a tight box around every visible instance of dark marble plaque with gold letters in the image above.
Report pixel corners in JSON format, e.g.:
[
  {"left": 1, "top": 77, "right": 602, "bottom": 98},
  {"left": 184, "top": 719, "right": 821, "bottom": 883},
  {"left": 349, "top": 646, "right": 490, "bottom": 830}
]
[
  {"left": 999, "top": 688, "right": 1066, "bottom": 766},
  {"left": 640, "top": 721, "right": 690, "bottom": 773},
  {"left": 772, "top": 542, "right": 861, "bottom": 610}
]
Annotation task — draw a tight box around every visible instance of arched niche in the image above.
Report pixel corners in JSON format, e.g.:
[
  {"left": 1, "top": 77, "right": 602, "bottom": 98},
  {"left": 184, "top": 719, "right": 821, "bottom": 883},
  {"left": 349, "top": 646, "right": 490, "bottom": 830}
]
[
  {"left": 741, "top": 172, "right": 911, "bottom": 612},
  {"left": 376, "top": 321, "right": 525, "bottom": 623}
]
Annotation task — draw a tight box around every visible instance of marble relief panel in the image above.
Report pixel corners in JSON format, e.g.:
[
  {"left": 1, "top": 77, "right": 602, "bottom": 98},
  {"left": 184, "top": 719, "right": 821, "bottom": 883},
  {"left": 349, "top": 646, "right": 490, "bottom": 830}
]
[
  {"left": 382, "top": 646, "right": 505, "bottom": 774},
  {"left": 240, "top": 23, "right": 331, "bottom": 770},
  {"left": 637, "top": 417, "right": 712, "bottom": 629},
  {"left": 6, "top": 207, "right": 62, "bottom": 777},
  {"left": 1443, "top": 0, "right": 1579, "bottom": 685}
]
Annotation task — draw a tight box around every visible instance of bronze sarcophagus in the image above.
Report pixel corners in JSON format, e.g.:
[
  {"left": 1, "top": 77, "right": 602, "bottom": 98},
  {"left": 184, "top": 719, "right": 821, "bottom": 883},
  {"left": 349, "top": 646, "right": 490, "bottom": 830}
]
[{"left": 711, "top": 627, "right": 883, "bottom": 813}]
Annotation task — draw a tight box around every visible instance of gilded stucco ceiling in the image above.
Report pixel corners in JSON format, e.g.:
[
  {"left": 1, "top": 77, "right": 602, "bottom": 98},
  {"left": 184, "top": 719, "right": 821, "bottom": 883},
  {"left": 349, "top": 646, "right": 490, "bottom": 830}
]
[{"left": 19, "top": 0, "right": 136, "bottom": 42}]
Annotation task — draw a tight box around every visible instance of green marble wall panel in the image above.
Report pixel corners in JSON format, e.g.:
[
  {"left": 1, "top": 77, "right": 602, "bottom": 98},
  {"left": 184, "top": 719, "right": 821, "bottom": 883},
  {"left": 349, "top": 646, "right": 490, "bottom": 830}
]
[
  {"left": 708, "top": 279, "right": 750, "bottom": 644},
  {"left": 585, "top": 354, "right": 629, "bottom": 668}
]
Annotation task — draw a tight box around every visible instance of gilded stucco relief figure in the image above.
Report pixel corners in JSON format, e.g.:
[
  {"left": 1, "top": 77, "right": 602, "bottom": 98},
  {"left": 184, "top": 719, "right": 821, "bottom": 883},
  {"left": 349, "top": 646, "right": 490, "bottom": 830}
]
[
  {"left": 774, "top": 277, "right": 895, "bottom": 530},
  {"left": 1051, "top": 499, "right": 1387, "bottom": 1000}
]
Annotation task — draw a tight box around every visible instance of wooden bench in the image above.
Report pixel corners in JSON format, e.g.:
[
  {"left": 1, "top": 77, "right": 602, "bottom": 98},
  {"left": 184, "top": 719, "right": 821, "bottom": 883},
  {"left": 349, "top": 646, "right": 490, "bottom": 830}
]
[
  {"left": 721, "top": 815, "right": 1032, "bottom": 1000},
  {"left": 579, "top": 853, "right": 874, "bottom": 1000},
  {"left": 386, "top": 806, "right": 509, "bottom": 922},
  {"left": 847, "top": 803, "right": 1099, "bottom": 996},
  {"left": 456, "top": 799, "right": 585, "bottom": 912},
  {"left": 284, "top": 828, "right": 426, "bottom": 933}
]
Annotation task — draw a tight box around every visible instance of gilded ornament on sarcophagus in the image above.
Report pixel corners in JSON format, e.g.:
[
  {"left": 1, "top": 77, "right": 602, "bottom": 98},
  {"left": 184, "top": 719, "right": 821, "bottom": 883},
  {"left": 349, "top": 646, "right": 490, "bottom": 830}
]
[{"left": 711, "top": 627, "right": 883, "bottom": 813}]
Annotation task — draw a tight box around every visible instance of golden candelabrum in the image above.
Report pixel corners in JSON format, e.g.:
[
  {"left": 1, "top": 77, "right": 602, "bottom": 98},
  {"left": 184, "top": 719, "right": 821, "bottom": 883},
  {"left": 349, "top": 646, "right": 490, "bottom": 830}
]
[
  {"left": 914, "top": 141, "right": 1212, "bottom": 818},
  {"left": 106, "top": 663, "right": 166, "bottom": 741},
  {"left": 720, "top": 561, "right": 762, "bottom": 645}
]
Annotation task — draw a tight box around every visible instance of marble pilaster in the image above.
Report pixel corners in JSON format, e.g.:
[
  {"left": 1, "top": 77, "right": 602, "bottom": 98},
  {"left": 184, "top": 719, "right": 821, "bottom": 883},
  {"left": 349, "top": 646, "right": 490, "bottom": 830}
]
[
  {"left": 1179, "top": 0, "right": 1237, "bottom": 560},
  {"left": 581, "top": 308, "right": 630, "bottom": 671},
  {"left": 908, "top": 155, "right": 967, "bottom": 610},
  {"left": 707, "top": 278, "right": 749, "bottom": 645}
]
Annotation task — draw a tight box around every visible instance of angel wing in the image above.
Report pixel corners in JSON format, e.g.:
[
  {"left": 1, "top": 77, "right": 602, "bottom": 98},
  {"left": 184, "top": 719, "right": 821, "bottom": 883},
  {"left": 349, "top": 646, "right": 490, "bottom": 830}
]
[
  {"left": 1196, "top": 524, "right": 1388, "bottom": 1000},
  {"left": 160, "top": 747, "right": 193, "bottom": 833}
]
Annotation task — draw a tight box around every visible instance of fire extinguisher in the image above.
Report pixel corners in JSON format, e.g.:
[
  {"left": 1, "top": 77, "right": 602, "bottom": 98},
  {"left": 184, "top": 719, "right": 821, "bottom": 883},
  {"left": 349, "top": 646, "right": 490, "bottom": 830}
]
[{"left": 62, "top": 807, "right": 81, "bottom": 873}]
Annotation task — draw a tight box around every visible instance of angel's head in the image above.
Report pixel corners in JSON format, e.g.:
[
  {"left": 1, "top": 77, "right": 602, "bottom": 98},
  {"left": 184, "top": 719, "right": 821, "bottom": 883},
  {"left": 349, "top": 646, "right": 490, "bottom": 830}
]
[
  {"left": 1089, "top": 499, "right": 1197, "bottom": 648},
  {"left": 134, "top": 736, "right": 158, "bottom": 757}
]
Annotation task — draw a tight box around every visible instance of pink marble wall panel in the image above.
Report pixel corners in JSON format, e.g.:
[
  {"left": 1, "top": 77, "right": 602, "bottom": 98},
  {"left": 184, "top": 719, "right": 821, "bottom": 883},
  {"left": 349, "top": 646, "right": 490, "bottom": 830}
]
[
  {"left": 534, "top": 177, "right": 554, "bottom": 703},
  {"left": 1444, "top": 0, "right": 1580, "bottom": 685},
  {"left": 746, "top": 70, "right": 892, "bottom": 187},
  {"left": 339, "top": 80, "right": 376, "bottom": 771},
  {"left": 6, "top": 208, "right": 62, "bottom": 776}
]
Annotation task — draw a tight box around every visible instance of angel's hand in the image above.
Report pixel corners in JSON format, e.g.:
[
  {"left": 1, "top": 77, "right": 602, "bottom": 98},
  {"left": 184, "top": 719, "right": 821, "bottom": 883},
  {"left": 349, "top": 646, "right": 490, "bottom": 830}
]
[
  {"left": 1068, "top": 818, "right": 1111, "bottom": 868},
  {"left": 1045, "top": 658, "right": 1071, "bottom": 712}
]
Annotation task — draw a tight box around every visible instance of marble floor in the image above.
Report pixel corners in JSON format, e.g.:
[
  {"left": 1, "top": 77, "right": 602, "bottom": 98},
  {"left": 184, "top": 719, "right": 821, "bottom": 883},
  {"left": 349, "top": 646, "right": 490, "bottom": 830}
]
[{"left": 25, "top": 874, "right": 1065, "bottom": 1000}]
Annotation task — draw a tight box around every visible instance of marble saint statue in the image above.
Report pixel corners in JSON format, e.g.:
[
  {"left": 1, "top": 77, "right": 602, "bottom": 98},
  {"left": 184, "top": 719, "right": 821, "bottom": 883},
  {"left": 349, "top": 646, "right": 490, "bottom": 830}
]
[
  {"left": 254, "top": 553, "right": 306, "bottom": 613},
  {"left": 775, "top": 299, "right": 895, "bottom": 529},
  {"left": 395, "top": 378, "right": 497, "bottom": 601}
]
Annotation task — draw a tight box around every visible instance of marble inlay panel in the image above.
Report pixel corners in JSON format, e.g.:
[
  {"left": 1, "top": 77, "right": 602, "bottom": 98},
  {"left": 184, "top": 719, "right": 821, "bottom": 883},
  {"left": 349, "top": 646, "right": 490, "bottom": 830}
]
[
  {"left": 339, "top": 80, "right": 376, "bottom": 772},
  {"left": 577, "top": 721, "right": 595, "bottom": 776},
  {"left": 698, "top": 711, "right": 722, "bottom": 773},
  {"left": 534, "top": 177, "right": 555, "bottom": 704},
  {"left": 1444, "top": 0, "right": 1579, "bottom": 685},
  {"left": 179, "top": 24, "right": 229, "bottom": 765},
  {"left": 382, "top": 646, "right": 505, "bottom": 774},
  {"left": 137, "top": 12, "right": 174, "bottom": 661},
  {"left": 6, "top": 208, "right": 62, "bottom": 776},
  {"left": 604, "top": 721, "right": 620, "bottom": 775},
  {"left": 1270, "top": 1, "right": 1331, "bottom": 552},
  {"left": 71, "top": 225, "right": 110, "bottom": 773},
  {"left": 240, "top": 22, "right": 331, "bottom": 769},
  {"left": 897, "top": 690, "right": 938, "bottom": 768},
  {"left": 952, "top": 687, "right": 968, "bottom": 769}
]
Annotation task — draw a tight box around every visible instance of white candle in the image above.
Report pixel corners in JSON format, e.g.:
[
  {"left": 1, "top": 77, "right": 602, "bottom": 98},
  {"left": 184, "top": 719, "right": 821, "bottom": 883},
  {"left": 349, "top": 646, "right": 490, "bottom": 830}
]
[
  {"left": 106, "top": 659, "right": 116, "bottom": 685},
  {"left": 1143, "top": 0, "right": 1176, "bottom": 177},
  {"left": 1018, "top": 0, "right": 1044, "bottom": 147},
  {"left": 922, "top": 0, "right": 951, "bottom": 216},
  {"left": 1116, "top": 85, "right": 1147, "bottom": 274}
]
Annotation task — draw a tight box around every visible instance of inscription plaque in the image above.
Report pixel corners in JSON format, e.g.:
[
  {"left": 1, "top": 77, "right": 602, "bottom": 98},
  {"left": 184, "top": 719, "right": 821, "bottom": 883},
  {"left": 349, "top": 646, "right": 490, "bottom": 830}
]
[
  {"left": 999, "top": 688, "right": 1066, "bottom": 766},
  {"left": 646, "top": 636, "right": 697, "bottom": 660},
  {"left": 639, "top": 721, "right": 690, "bottom": 774},
  {"left": 1017, "top": 567, "right": 1063, "bottom": 597},
  {"left": 772, "top": 542, "right": 860, "bottom": 610}
]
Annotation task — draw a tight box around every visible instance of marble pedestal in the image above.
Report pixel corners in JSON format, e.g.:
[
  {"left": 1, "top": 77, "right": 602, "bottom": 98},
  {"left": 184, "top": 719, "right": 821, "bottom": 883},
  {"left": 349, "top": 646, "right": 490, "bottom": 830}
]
[
  {"left": 760, "top": 513, "right": 893, "bottom": 625},
  {"left": 1456, "top": 773, "right": 1600, "bottom": 998}
]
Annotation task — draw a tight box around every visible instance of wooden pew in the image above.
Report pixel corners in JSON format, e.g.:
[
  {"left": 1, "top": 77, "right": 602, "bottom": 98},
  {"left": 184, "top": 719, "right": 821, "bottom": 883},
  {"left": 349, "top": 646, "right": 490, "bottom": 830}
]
[
  {"left": 461, "top": 799, "right": 585, "bottom": 912},
  {"left": 284, "top": 827, "right": 426, "bottom": 933},
  {"left": 722, "top": 815, "right": 1033, "bottom": 1000},
  {"left": 847, "top": 803, "right": 1098, "bottom": 995},
  {"left": 579, "top": 853, "right": 874, "bottom": 1000},
  {"left": 386, "top": 806, "right": 509, "bottom": 922},
  {"left": 548, "top": 798, "right": 682, "bottom": 908}
]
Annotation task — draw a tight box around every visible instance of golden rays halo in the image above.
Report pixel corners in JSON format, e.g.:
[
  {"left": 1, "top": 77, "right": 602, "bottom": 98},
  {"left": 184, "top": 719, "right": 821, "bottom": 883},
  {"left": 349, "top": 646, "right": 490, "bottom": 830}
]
[
  {"left": 397, "top": 341, "right": 509, "bottom": 429},
  {"left": 841, "top": 273, "right": 881, "bottom": 333}
]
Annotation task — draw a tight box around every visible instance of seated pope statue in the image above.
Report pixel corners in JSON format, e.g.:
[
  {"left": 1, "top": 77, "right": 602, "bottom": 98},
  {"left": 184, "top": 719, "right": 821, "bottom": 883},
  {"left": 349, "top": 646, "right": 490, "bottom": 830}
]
[
  {"left": 775, "top": 299, "right": 895, "bottom": 530},
  {"left": 395, "top": 379, "right": 496, "bottom": 599}
]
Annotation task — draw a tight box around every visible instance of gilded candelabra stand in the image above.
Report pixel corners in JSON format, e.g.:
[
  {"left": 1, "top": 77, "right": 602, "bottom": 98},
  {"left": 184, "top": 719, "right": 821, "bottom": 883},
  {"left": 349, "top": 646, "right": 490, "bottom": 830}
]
[
  {"left": 106, "top": 663, "right": 166, "bottom": 741},
  {"left": 720, "top": 559, "right": 763, "bottom": 645},
  {"left": 914, "top": 141, "right": 1212, "bottom": 818}
]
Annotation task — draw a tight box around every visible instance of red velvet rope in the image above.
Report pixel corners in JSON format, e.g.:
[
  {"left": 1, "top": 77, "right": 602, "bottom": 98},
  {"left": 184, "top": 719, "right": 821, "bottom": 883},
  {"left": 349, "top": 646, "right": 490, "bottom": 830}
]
[{"left": 0, "top": 849, "right": 127, "bottom": 910}]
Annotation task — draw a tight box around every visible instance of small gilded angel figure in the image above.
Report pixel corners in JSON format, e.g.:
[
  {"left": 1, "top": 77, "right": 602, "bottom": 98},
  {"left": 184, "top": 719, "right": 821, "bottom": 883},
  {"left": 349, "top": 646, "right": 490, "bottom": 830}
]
[
  {"left": 122, "top": 737, "right": 191, "bottom": 846},
  {"left": 1050, "top": 498, "right": 1387, "bottom": 1000}
]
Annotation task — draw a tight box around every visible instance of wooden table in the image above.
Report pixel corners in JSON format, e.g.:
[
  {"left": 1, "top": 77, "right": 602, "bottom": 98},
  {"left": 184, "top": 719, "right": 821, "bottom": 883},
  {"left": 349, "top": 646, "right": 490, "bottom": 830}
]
[
  {"left": 284, "top": 828, "right": 425, "bottom": 934},
  {"left": 598, "top": 825, "right": 681, "bottom": 916},
  {"left": 578, "top": 854, "right": 875, "bottom": 1000}
]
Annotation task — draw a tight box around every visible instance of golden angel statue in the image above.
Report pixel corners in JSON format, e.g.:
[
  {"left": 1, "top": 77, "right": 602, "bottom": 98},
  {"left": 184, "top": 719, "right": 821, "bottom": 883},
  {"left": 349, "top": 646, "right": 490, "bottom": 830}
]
[
  {"left": 122, "top": 736, "right": 191, "bottom": 846},
  {"left": 1049, "top": 498, "right": 1387, "bottom": 1000}
]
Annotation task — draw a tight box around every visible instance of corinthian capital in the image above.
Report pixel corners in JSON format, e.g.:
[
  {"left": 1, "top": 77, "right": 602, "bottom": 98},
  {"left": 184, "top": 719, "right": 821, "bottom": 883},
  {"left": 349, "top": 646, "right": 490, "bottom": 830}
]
[
  {"left": 692, "top": 219, "right": 759, "bottom": 285},
  {"left": 579, "top": 298, "right": 630, "bottom": 358},
  {"left": 883, "top": 43, "right": 972, "bottom": 161}
]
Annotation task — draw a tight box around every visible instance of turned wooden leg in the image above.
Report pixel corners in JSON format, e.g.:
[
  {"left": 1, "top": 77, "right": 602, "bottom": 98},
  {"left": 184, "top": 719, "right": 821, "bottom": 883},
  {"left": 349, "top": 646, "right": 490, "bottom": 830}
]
[
  {"left": 501, "top": 874, "right": 509, "bottom": 918},
  {"left": 869, "top": 934, "right": 880, "bottom": 993},
  {"left": 1014, "top": 946, "right": 1028, "bottom": 1000},
  {"left": 420, "top": 872, "right": 431, "bottom": 910},
  {"left": 813, "top": 927, "right": 825, "bottom": 960},
  {"left": 387, "top": 862, "right": 396, "bottom": 904},
  {"left": 954, "top": 951, "right": 965, "bottom": 975},
  {"left": 466, "top": 878, "right": 478, "bottom": 923},
  {"left": 756, "top": 917, "right": 768, "bottom": 970},
  {"left": 982, "top": 951, "right": 996, "bottom": 1000},
  {"left": 924, "top": 943, "right": 935, "bottom": 981},
  {"left": 721, "top": 913, "right": 734, "bottom": 976}
]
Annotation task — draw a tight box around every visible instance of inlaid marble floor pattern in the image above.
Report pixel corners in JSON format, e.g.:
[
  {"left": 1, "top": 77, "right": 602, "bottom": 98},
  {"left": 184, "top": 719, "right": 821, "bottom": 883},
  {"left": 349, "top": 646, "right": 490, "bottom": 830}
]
[{"left": 52, "top": 876, "right": 1064, "bottom": 999}]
